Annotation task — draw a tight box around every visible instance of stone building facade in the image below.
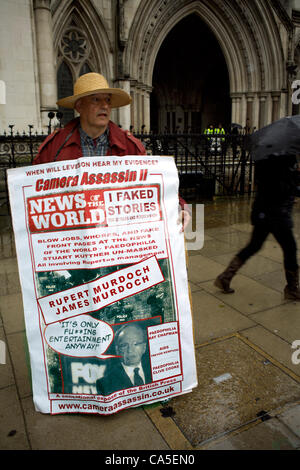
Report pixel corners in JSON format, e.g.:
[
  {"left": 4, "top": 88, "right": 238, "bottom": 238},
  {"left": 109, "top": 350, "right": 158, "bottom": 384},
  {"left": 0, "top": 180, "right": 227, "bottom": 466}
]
[{"left": 1, "top": 0, "right": 300, "bottom": 133}]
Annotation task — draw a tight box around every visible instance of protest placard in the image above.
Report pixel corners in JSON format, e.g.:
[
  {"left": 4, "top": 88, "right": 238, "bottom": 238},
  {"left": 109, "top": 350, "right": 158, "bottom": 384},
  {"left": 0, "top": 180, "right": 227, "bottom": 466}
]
[{"left": 7, "top": 155, "right": 197, "bottom": 415}]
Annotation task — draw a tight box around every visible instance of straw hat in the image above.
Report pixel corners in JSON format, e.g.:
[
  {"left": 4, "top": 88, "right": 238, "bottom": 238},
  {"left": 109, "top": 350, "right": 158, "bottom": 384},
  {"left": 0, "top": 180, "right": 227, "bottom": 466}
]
[{"left": 56, "top": 73, "right": 132, "bottom": 109}]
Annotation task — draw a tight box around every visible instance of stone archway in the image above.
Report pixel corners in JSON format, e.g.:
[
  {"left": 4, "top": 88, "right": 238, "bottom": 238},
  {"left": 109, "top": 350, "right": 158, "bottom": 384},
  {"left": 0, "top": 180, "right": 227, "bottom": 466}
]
[
  {"left": 125, "top": 0, "right": 287, "bottom": 131},
  {"left": 150, "top": 13, "right": 231, "bottom": 133}
]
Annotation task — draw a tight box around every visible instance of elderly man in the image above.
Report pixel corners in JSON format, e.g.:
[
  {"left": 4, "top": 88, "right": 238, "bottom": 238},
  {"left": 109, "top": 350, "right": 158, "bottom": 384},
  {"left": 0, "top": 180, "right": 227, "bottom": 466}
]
[
  {"left": 34, "top": 73, "right": 145, "bottom": 163},
  {"left": 34, "top": 72, "right": 189, "bottom": 228},
  {"left": 96, "top": 323, "right": 152, "bottom": 395}
]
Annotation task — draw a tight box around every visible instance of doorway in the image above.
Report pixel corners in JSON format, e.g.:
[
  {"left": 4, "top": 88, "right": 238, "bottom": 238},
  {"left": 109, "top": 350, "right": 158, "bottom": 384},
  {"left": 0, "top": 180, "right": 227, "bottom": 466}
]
[{"left": 151, "top": 14, "right": 231, "bottom": 133}]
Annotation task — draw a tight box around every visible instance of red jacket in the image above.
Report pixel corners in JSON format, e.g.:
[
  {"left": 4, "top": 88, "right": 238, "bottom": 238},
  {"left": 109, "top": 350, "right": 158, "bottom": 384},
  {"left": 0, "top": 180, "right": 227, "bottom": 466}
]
[
  {"left": 34, "top": 118, "right": 187, "bottom": 210},
  {"left": 34, "top": 118, "right": 146, "bottom": 164}
]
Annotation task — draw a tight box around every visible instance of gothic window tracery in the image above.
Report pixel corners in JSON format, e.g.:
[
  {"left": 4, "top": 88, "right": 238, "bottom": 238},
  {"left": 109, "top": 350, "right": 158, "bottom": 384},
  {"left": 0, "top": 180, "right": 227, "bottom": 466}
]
[
  {"left": 57, "top": 23, "right": 95, "bottom": 124},
  {"left": 60, "top": 28, "right": 89, "bottom": 63}
]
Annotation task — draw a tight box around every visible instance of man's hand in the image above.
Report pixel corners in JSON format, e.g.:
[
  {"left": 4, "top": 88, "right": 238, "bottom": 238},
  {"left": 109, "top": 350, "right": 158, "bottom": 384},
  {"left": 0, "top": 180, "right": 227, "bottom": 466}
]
[{"left": 178, "top": 210, "right": 191, "bottom": 232}]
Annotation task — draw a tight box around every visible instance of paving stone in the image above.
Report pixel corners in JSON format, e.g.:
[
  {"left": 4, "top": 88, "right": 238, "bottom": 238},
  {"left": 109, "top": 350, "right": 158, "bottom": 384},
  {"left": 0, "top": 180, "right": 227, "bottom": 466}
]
[
  {"left": 252, "top": 269, "right": 286, "bottom": 293},
  {"left": 21, "top": 397, "right": 169, "bottom": 450},
  {"left": 188, "top": 281, "right": 203, "bottom": 293},
  {"left": 277, "top": 404, "right": 300, "bottom": 438},
  {"left": 212, "top": 252, "right": 282, "bottom": 279},
  {"left": 0, "top": 271, "right": 21, "bottom": 295},
  {"left": 209, "top": 230, "right": 252, "bottom": 250},
  {"left": 0, "top": 257, "right": 21, "bottom": 296},
  {"left": 201, "top": 275, "right": 285, "bottom": 315},
  {"left": 0, "top": 386, "right": 30, "bottom": 450},
  {"left": 0, "top": 293, "right": 25, "bottom": 334},
  {"left": 259, "top": 240, "right": 286, "bottom": 263},
  {"left": 197, "top": 238, "right": 235, "bottom": 258},
  {"left": 0, "top": 327, "right": 15, "bottom": 389},
  {"left": 205, "top": 226, "right": 243, "bottom": 237},
  {"left": 0, "top": 229, "right": 16, "bottom": 259},
  {"left": 242, "top": 326, "right": 300, "bottom": 377},
  {"left": 204, "top": 418, "right": 300, "bottom": 450},
  {"left": 251, "top": 303, "right": 300, "bottom": 345},
  {"left": 171, "top": 336, "right": 300, "bottom": 447},
  {"left": 6, "top": 331, "right": 32, "bottom": 398},
  {"left": 230, "top": 223, "right": 253, "bottom": 233},
  {"left": 191, "top": 290, "right": 254, "bottom": 345},
  {"left": 187, "top": 254, "right": 228, "bottom": 284}
]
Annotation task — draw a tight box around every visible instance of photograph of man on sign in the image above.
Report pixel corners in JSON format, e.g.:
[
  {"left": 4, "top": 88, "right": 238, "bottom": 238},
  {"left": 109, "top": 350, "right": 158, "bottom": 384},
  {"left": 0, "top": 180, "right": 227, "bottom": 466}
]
[{"left": 96, "top": 321, "right": 153, "bottom": 395}]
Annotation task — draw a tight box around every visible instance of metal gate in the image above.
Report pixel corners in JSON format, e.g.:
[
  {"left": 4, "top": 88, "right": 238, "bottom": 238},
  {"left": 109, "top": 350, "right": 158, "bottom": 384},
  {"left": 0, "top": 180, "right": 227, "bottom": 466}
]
[
  {"left": 0, "top": 125, "right": 255, "bottom": 207},
  {"left": 135, "top": 132, "right": 254, "bottom": 198}
]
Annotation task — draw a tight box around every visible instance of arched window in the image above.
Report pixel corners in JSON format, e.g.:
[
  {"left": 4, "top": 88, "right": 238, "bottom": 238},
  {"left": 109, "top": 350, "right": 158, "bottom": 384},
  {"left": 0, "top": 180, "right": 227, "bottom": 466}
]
[
  {"left": 54, "top": 1, "right": 112, "bottom": 126},
  {"left": 57, "top": 26, "right": 94, "bottom": 126},
  {"left": 80, "top": 62, "right": 92, "bottom": 76},
  {"left": 57, "top": 61, "right": 74, "bottom": 126}
]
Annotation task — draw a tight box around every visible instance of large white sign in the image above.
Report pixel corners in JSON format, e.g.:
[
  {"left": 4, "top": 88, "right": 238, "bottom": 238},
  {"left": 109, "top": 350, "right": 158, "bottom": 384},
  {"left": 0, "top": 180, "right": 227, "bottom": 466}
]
[{"left": 8, "top": 155, "right": 197, "bottom": 415}]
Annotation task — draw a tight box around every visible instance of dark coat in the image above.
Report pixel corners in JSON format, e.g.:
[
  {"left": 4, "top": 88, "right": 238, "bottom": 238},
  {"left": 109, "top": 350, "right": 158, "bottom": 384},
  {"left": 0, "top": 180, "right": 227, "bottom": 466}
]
[
  {"left": 96, "top": 357, "right": 152, "bottom": 396},
  {"left": 251, "top": 156, "right": 300, "bottom": 229}
]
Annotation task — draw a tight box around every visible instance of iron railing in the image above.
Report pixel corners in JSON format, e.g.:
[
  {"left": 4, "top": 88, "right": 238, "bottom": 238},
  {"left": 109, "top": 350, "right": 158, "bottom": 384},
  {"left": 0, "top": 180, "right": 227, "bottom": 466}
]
[
  {"left": 0, "top": 122, "right": 254, "bottom": 205},
  {"left": 134, "top": 131, "right": 254, "bottom": 198}
]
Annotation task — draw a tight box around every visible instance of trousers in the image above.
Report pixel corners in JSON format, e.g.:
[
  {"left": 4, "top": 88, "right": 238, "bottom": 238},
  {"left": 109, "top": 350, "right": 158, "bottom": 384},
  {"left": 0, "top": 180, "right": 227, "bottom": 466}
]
[{"left": 237, "top": 220, "right": 298, "bottom": 272}]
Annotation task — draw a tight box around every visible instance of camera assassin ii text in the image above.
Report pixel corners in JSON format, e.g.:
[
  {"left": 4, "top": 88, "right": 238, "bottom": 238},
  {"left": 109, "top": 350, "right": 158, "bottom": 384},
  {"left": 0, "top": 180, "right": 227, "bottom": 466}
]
[{"left": 34, "top": 169, "right": 147, "bottom": 192}]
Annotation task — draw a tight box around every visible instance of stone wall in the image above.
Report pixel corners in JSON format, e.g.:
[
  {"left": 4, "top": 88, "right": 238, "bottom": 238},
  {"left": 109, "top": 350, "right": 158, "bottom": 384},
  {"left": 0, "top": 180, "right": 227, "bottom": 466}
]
[{"left": 0, "top": 0, "right": 41, "bottom": 132}]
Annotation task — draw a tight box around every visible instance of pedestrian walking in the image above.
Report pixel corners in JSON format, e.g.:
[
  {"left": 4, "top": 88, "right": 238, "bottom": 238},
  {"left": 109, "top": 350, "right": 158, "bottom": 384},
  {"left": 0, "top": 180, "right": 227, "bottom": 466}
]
[{"left": 214, "top": 153, "right": 300, "bottom": 300}]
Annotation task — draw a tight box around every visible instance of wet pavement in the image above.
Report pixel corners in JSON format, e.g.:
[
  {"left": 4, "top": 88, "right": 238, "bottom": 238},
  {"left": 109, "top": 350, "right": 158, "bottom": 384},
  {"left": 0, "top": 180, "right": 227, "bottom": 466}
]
[{"left": 1, "top": 195, "right": 300, "bottom": 450}]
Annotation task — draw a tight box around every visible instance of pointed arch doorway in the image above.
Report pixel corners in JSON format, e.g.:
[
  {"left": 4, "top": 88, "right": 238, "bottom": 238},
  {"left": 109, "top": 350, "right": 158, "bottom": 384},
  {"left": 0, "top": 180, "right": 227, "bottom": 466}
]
[{"left": 150, "top": 14, "right": 231, "bottom": 133}]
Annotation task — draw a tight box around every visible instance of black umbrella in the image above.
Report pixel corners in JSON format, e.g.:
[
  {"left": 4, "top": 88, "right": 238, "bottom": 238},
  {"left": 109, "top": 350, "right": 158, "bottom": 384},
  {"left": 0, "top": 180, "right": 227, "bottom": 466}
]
[
  {"left": 231, "top": 123, "right": 242, "bottom": 129},
  {"left": 250, "top": 115, "right": 300, "bottom": 161}
]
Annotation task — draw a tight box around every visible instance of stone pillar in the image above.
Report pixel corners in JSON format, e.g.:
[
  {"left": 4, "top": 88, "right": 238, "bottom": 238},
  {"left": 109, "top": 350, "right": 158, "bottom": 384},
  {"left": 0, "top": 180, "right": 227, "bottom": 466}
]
[
  {"left": 279, "top": 92, "right": 288, "bottom": 119},
  {"left": 231, "top": 95, "right": 237, "bottom": 124},
  {"left": 271, "top": 92, "right": 281, "bottom": 122},
  {"left": 258, "top": 93, "right": 268, "bottom": 129},
  {"left": 142, "top": 86, "right": 151, "bottom": 133},
  {"left": 33, "top": 0, "right": 57, "bottom": 128},
  {"left": 136, "top": 87, "right": 142, "bottom": 132},
  {"left": 129, "top": 80, "right": 138, "bottom": 131},
  {"left": 115, "top": 80, "right": 131, "bottom": 130},
  {"left": 134, "top": 91, "right": 140, "bottom": 131},
  {"left": 130, "top": 90, "right": 135, "bottom": 130},
  {"left": 129, "top": 83, "right": 152, "bottom": 132},
  {"left": 246, "top": 93, "right": 255, "bottom": 129},
  {"left": 231, "top": 93, "right": 243, "bottom": 125}
]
